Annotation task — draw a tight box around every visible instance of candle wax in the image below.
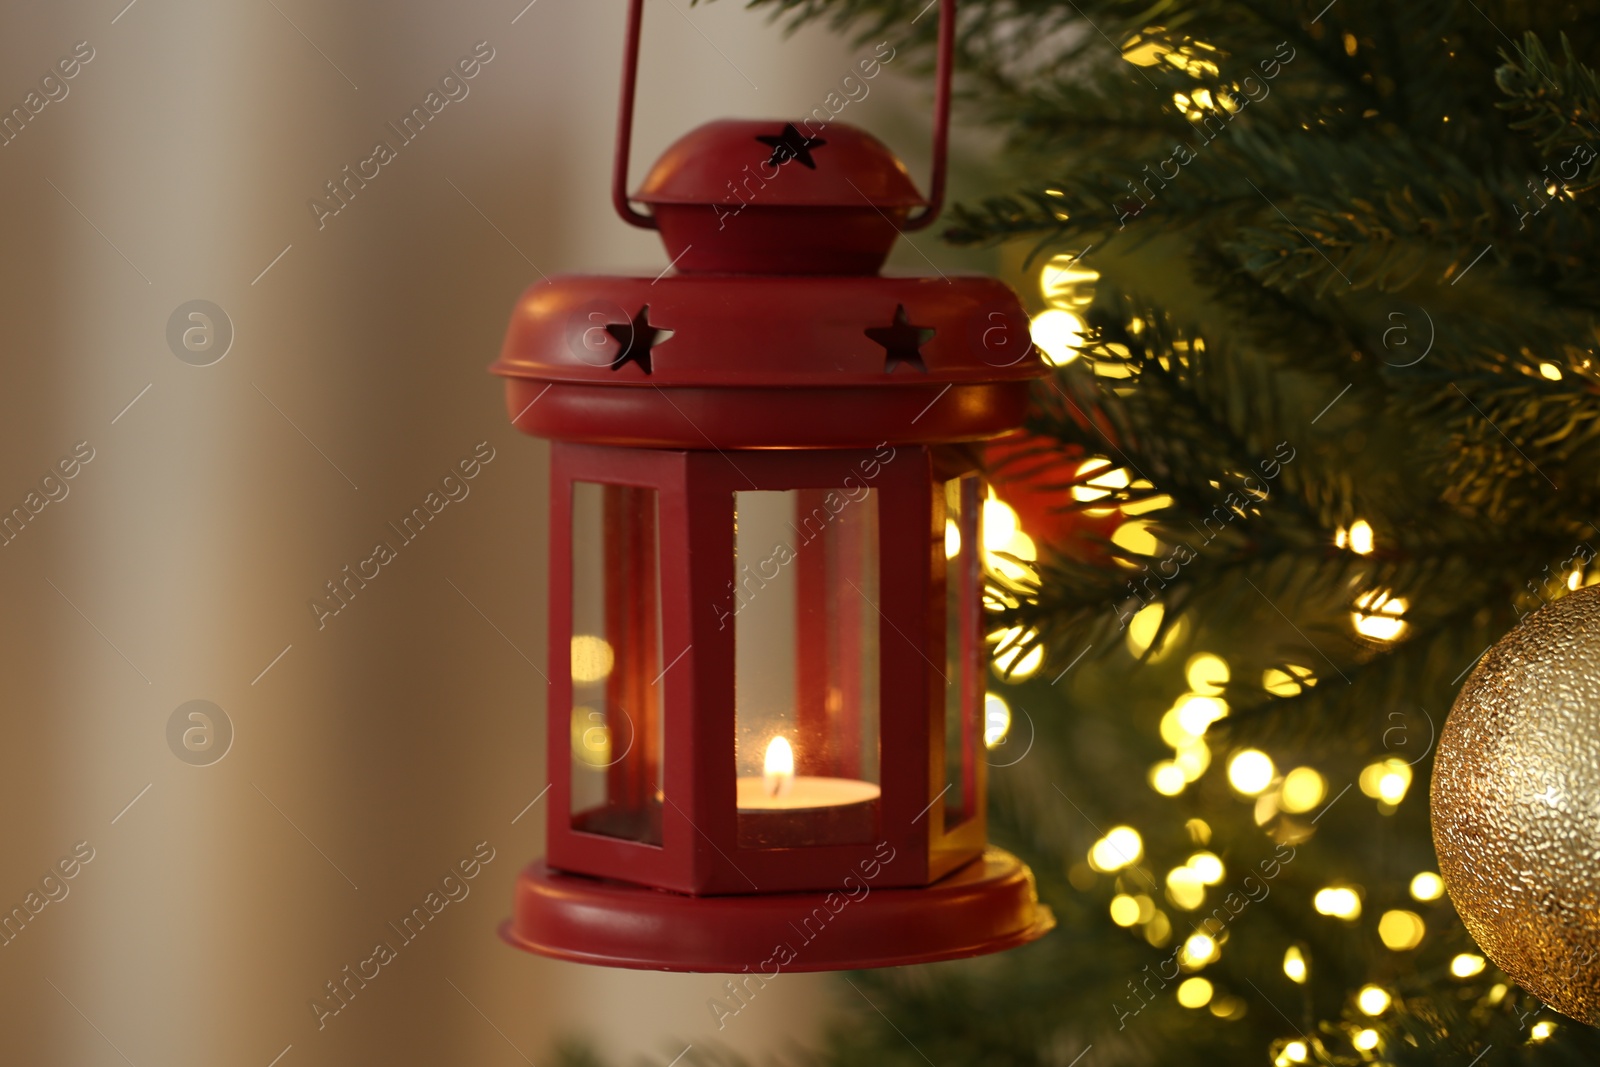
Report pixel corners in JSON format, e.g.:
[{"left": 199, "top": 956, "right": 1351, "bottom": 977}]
[{"left": 735, "top": 775, "right": 880, "bottom": 812}]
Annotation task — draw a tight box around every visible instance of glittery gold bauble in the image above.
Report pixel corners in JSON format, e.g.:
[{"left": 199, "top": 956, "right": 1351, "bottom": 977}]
[{"left": 1432, "top": 585, "right": 1600, "bottom": 1024}]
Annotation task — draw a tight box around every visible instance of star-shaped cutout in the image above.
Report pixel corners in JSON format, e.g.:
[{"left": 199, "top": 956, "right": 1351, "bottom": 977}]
[
  {"left": 866, "top": 304, "right": 935, "bottom": 373},
  {"left": 605, "top": 305, "right": 670, "bottom": 374},
  {"left": 756, "top": 123, "right": 827, "bottom": 170}
]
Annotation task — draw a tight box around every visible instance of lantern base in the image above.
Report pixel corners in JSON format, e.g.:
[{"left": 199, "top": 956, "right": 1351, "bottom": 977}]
[{"left": 501, "top": 847, "right": 1054, "bottom": 973}]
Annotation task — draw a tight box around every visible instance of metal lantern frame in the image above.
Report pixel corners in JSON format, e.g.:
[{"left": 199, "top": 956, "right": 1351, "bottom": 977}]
[{"left": 494, "top": 0, "right": 1055, "bottom": 972}]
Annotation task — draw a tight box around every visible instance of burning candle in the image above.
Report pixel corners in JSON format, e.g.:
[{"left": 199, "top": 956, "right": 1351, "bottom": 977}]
[
  {"left": 737, "top": 735, "right": 879, "bottom": 810},
  {"left": 764, "top": 736, "right": 795, "bottom": 798}
]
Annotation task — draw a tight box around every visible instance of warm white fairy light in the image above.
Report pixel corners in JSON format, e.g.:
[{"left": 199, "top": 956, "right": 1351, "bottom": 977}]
[
  {"left": 1227, "top": 749, "right": 1275, "bottom": 795},
  {"left": 1410, "top": 872, "right": 1445, "bottom": 901},
  {"left": 1279, "top": 767, "right": 1326, "bottom": 813},
  {"left": 1314, "top": 886, "right": 1362, "bottom": 919},
  {"left": 570, "top": 634, "right": 616, "bottom": 682},
  {"left": 1353, "top": 590, "right": 1409, "bottom": 641},
  {"left": 1357, "top": 985, "right": 1391, "bottom": 1015},
  {"left": 1089, "top": 826, "right": 1144, "bottom": 871},
  {"left": 1377, "top": 909, "right": 1425, "bottom": 950}
]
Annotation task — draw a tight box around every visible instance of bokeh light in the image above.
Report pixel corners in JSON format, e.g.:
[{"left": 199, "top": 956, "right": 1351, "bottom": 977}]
[
  {"left": 1279, "top": 767, "right": 1327, "bottom": 813},
  {"left": 1357, "top": 985, "right": 1391, "bottom": 1015},
  {"left": 570, "top": 634, "right": 616, "bottom": 682},
  {"left": 1227, "top": 749, "right": 1276, "bottom": 795},
  {"left": 1377, "top": 909, "right": 1425, "bottom": 950},
  {"left": 1314, "top": 886, "right": 1362, "bottom": 919},
  {"left": 1409, "top": 872, "right": 1445, "bottom": 901},
  {"left": 1089, "top": 826, "right": 1143, "bottom": 872},
  {"left": 1177, "top": 976, "right": 1214, "bottom": 1008}
]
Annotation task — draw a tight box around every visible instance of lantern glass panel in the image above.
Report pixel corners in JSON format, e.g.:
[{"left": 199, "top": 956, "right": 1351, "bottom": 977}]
[
  {"left": 942, "top": 474, "right": 983, "bottom": 829},
  {"left": 569, "top": 481, "right": 664, "bottom": 846},
  {"left": 733, "top": 488, "right": 880, "bottom": 848}
]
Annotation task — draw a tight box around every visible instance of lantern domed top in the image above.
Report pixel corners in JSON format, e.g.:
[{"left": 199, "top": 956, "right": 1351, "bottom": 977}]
[
  {"left": 638, "top": 119, "right": 924, "bottom": 208},
  {"left": 633, "top": 120, "right": 928, "bottom": 275}
]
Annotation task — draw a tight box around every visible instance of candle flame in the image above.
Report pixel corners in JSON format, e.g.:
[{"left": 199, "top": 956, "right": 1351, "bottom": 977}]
[{"left": 764, "top": 736, "right": 795, "bottom": 798}]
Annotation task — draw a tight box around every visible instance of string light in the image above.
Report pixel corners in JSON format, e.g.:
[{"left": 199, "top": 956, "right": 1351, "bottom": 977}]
[
  {"left": 1377, "top": 909, "right": 1426, "bottom": 950},
  {"left": 1531, "top": 1021, "right": 1555, "bottom": 1041},
  {"left": 1185, "top": 653, "right": 1230, "bottom": 695},
  {"left": 1149, "top": 761, "right": 1187, "bottom": 795},
  {"left": 570, "top": 706, "right": 612, "bottom": 766},
  {"left": 983, "top": 692, "right": 1011, "bottom": 748},
  {"left": 1029, "top": 309, "right": 1086, "bottom": 366},
  {"left": 1353, "top": 1029, "right": 1379, "bottom": 1051},
  {"left": 1278, "top": 1040, "right": 1308, "bottom": 1065},
  {"left": 1088, "top": 826, "right": 1143, "bottom": 871},
  {"left": 1125, "top": 603, "right": 1165, "bottom": 657},
  {"left": 1209, "top": 995, "right": 1247, "bottom": 1020},
  {"left": 1348, "top": 519, "right": 1374, "bottom": 554},
  {"left": 1359, "top": 758, "right": 1413, "bottom": 806},
  {"left": 1109, "top": 894, "right": 1142, "bottom": 927},
  {"left": 1262, "top": 664, "right": 1316, "bottom": 696},
  {"left": 982, "top": 497, "right": 1019, "bottom": 551},
  {"left": 1279, "top": 767, "right": 1327, "bottom": 813},
  {"left": 1038, "top": 251, "right": 1098, "bottom": 308},
  {"left": 1314, "top": 886, "right": 1362, "bottom": 919},
  {"left": 1357, "top": 986, "right": 1392, "bottom": 1015},
  {"left": 1188, "top": 852, "right": 1224, "bottom": 884},
  {"left": 1072, "top": 458, "right": 1130, "bottom": 513},
  {"left": 1180, "top": 932, "right": 1219, "bottom": 969},
  {"left": 1166, "top": 866, "right": 1205, "bottom": 910},
  {"left": 1177, "top": 976, "right": 1214, "bottom": 1008},
  {"left": 1283, "top": 945, "right": 1308, "bottom": 984},
  {"left": 1174, "top": 739, "right": 1211, "bottom": 781},
  {"left": 570, "top": 634, "right": 616, "bottom": 682},
  {"left": 1409, "top": 872, "right": 1445, "bottom": 902},
  {"left": 1176, "top": 695, "right": 1228, "bottom": 736},
  {"left": 1353, "top": 590, "right": 1409, "bottom": 641},
  {"left": 1227, "top": 750, "right": 1276, "bottom": 795},
  {"left": 1111, "top": 520, "right": 1161, "bottom": 556},
  {"left": 990, "top": 626, "right": 1044, "bottom": 679},
  {"left": 1451, "top": 953, "right": 1486, "bottom": 978}
]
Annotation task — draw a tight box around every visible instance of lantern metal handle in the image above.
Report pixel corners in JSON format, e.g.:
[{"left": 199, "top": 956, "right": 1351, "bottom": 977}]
[{"left": 612, "top": 0, "right": 956, "bottom": 232}]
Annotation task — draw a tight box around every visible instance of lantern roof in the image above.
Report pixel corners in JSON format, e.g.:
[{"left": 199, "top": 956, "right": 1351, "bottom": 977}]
[
  {"left": 635, "top": 119, "right": 926, "bottom": 209},
  {"left": 492, "top": 272, "right": 1047, "bottom": 448}
]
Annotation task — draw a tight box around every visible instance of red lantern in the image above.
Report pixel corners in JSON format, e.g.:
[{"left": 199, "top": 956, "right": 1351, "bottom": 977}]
[{"left": 493, "top": 0, "right": 1053, "bottom": 972}]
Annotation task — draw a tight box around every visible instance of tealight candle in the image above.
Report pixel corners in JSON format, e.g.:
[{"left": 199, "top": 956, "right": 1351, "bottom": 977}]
[{"left": 736, "top": 736, "right": 880, "bottom": 847}]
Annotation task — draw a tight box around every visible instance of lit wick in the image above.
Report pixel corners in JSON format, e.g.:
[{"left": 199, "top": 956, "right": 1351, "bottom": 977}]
[{"left": 764, "top": 736, "right": 795, "bottom": 799}]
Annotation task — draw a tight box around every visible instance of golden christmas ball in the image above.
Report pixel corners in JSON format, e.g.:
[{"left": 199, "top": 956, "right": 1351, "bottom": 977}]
[{"left": 1432, "top": 584, "right": 1600, "bottom": 1024}]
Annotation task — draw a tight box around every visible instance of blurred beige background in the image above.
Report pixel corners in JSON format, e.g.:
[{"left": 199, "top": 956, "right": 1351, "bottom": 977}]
[{"left": 0, "top": 1, "right": 949, "bottom": 1063}]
